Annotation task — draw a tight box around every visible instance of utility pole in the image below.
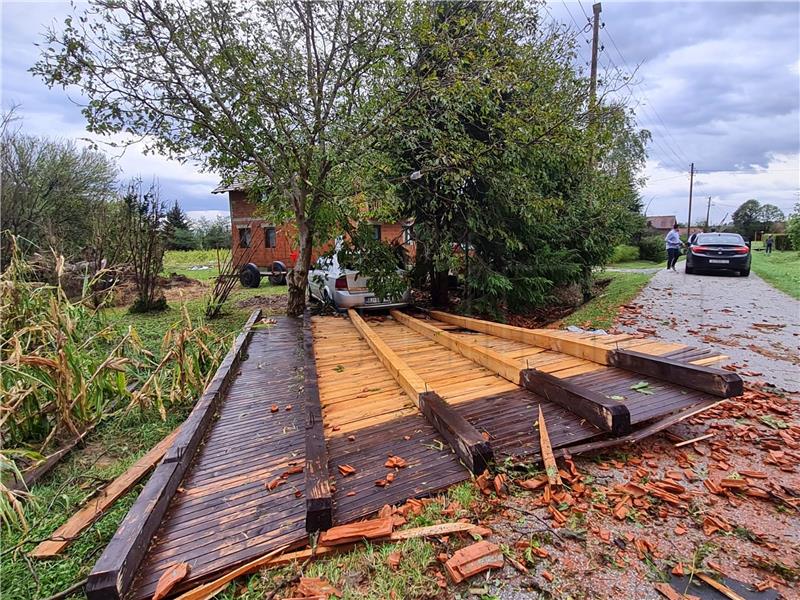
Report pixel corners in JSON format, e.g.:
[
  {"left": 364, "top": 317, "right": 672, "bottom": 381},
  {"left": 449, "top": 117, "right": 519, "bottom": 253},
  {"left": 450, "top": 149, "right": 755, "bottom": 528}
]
[
  {"left": 589, "top": 3, "right": 602, "bottom": 111},
  {"left": 687, "top": 162, "right": 695, "bottom": 238},
  {"left": 705, "top": 196, "right": 712, "bottom": 231}
]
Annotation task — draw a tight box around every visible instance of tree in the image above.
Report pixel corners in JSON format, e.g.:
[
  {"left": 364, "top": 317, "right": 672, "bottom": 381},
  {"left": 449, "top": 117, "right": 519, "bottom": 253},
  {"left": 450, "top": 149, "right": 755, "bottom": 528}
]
[
  {"left": 786, "top": 203, "right": 800, "bottom": 250},
  {"left": 163, "top": 201, "right": 198, "bottom": 250},
  {"left": 35, "top": 0, "right": 404, "bottom": 316},
  {"left": 373, "top": 2, "right": 647, "bottom": 310},
  {"left": 193, "top": 216, "right": 231, "bottom": 250},
  {"left": 122, "top": 180, "right": 167, "bottom": 313},
  {"left": 1, "top": 112, "right": 117, "bottom": 266},
  {"left": 732, "top": 199, "right": 762, "bottom": 240},
  {"left": 732, "top": 199, "right": 785, "bottom": 239},
  {"left": 758, "top": 203, "right": 785, "bottom": 230}
]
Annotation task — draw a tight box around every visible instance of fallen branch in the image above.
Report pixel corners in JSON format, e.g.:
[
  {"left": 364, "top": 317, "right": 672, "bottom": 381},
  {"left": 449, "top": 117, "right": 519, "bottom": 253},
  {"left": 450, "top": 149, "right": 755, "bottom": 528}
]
[
  {"left": 41, "top": 578, "right": 87, "bottom": 600},
  {"left": 30, "top": 427, "right": 180, "bottom": 558}
]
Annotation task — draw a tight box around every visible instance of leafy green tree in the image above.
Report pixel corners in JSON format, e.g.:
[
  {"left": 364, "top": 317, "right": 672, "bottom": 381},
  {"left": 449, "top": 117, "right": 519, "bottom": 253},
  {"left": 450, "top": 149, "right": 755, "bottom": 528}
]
[
  {"left": 194, "top": 216, "right": 231, "bottom": 250},
  {"left": 758, "top": 203, "right": 785, "bottom": 230},
  {"left": 371, "top": 2, "right": 647, "bottom": 311},
  {"left": 1, "top": 112, "right": 117, "bottom": 266},
  {"left": 786, "top": 203, "right": 800, "bottom": 250},
  {"left": 35, "top": 0, "right": 404, "bottom": 316},
  {"left": 732, "top": 199, "right": 762, "bottom": 240}
]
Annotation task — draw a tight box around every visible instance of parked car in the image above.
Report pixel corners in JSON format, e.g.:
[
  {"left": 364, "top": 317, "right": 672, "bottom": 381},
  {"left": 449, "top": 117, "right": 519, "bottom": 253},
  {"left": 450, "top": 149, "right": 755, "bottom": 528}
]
[
  {"left": 308, "top": 253, "right": 411, "bottom": 310},
  {"left": 685, "top": 232, "right": 751, "bottom": 276}
]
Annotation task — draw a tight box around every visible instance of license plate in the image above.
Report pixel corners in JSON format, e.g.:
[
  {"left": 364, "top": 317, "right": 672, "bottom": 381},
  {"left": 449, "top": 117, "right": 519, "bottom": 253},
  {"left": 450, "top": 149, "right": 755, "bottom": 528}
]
[
  {"left": 363, "top": 296, "right": 380, "bottom": 304},
  {"left": 708, "top": 259, "right": 729, "bottom": 264}
]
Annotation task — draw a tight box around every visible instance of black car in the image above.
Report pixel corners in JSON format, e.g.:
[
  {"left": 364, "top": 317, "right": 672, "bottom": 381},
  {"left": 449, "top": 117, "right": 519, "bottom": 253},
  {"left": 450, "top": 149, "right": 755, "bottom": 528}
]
[{"left": 685, "top": 233, "right": 751, "bottom": 276}]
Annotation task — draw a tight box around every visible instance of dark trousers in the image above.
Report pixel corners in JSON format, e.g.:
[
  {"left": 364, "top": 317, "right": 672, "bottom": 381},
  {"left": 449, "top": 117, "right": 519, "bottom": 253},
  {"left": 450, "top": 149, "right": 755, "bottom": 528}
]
[{"left": 667, "top": 248, "right": 680, "bottom": 269}]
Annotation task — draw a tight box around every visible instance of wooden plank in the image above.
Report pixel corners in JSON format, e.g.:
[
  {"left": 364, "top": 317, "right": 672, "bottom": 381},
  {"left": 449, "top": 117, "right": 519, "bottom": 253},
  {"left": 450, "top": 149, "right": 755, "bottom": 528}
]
[
  {"left": 303, "top": 312, "right": 332, "bottom": 532},
  {"left": 538, "top": 406, "right": 562, "bottom": 486},
  {"left": 30, "top": 428, "right": 180, "bottom": 558},
  {"left": 85, "top": 309, "right": 262, "bottom": 600},
  {"left": 428, "top": 310, "right": 614, "bottom": 365},
  {"left": 348, "top": 310, "right": 426, "bottom": 399},
  {"left": 390, "top": 311, "right": 523, "bottom": 382},
  {"left": 348, "top": 310, "right": 492, "bottom": 474},
  {"left": 557, "top": 399, "right": 724, "bottom": 457},
  {"left": 608, "top": 349, "right": 743, "bottom": 398},
  {"left": 521, "top": 369, "right": 631, "bottom": 436}
]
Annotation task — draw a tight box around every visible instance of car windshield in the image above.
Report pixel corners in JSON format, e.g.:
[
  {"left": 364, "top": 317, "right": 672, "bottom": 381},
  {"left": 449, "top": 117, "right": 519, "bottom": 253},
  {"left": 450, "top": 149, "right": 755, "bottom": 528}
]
[{"left": 696, "top": 234, "right": 744, "bottom": 245}]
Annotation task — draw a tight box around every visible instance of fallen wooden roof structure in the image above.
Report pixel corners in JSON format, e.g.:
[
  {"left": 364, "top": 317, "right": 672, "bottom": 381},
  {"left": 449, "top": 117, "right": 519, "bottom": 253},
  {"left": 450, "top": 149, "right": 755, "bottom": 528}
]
[{"left": 84, "top": 308, "right": 742, "bottom": 599}]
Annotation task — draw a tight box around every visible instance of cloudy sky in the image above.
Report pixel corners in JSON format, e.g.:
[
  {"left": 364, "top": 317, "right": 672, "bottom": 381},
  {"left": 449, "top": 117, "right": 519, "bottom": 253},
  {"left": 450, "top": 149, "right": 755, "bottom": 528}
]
[{"left": 2, "top": 0, "right": 798, "bottom": 225}]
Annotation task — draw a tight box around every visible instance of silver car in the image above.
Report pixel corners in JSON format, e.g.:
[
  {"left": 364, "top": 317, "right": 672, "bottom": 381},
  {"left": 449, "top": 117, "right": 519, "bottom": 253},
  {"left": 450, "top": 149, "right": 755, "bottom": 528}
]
[{"left": 307, "top": 253, "right": 411, "bottom": 310}]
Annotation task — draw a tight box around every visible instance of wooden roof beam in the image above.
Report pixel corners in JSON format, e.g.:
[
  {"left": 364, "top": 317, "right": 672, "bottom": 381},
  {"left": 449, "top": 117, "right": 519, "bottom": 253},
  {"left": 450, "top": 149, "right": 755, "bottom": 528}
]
[{"left": 390, "top": 311, "right": 630, "bottom": 436}]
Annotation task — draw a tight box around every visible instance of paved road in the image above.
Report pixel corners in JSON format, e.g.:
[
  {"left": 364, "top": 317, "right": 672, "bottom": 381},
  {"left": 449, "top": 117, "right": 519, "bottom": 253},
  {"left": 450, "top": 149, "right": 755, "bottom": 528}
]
[{"left": 614, "top": 266, "right": 800, "bottom": 391}]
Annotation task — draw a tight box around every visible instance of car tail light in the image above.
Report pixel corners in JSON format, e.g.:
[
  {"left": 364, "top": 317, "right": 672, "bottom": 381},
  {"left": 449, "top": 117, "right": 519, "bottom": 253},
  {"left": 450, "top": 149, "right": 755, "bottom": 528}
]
[
  {"left": 334, "top": 275, "right": 348, "bottom": 290},
  {"left": 691, "top": 246, "right": 710, "bottom": 253},
  {"left": 733, "top": 246, "right": 749, "bottom": 254}
]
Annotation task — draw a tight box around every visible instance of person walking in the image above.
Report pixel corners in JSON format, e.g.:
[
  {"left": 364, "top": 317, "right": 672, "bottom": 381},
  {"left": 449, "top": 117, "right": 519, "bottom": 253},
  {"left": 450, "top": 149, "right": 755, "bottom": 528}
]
[
  {"left": 765, "top": 235, "right": 774, "bottom": 255},
  {"left": 665, "top": 224, "right": 682, "bottom": 272}
]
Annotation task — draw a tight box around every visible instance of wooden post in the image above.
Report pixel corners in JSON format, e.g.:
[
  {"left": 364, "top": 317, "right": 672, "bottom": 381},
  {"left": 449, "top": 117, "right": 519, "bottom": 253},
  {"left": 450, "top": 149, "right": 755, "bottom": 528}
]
[
  {"left": 608, "top": 349, "right": 743, "bottom": 398},
  {"left": 521, "top": 369, "right": 631, "bottom": 436}
]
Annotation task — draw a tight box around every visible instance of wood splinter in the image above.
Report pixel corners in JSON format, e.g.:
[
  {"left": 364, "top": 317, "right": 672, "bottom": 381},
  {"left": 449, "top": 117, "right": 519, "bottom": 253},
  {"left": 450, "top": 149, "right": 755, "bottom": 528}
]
[{"left": 538, "top": 405, "right": 562, "bottom": 486}]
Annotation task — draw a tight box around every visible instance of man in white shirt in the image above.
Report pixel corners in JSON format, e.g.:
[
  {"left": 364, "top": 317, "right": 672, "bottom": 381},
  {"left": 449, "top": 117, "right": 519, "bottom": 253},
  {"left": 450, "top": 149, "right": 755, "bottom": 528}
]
[{"left": 665, "top": 224, "right": 682, "bottom": 271}]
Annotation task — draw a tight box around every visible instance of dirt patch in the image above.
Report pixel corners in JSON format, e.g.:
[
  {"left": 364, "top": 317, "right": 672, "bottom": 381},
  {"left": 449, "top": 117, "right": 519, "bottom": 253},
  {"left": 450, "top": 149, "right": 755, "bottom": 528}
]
[
  {"left": 235, "top": 293, "right": 288, "bottom": 315},
  {"left": 112, "top": 273, "right": 208, "bottom": 306}
]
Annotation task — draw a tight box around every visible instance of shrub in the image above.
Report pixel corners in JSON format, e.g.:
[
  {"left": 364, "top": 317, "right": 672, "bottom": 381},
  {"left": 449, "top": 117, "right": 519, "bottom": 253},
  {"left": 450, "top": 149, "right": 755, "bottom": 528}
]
[
  {"left": 609, "top": 245, "right": 639, "bottom": 264},
  {"left": 772, "top": 233, "right": 793, "bottom": 251},
  {"left": 638, "top": 235, "right": 666, "bottom": 262}
]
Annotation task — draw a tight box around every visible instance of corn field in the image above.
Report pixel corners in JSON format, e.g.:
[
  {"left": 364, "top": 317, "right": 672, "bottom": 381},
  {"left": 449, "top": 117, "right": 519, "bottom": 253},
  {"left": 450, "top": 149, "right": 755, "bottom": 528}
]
[{"left": 0, "top": 238, "right": 230, "bottom": 530}]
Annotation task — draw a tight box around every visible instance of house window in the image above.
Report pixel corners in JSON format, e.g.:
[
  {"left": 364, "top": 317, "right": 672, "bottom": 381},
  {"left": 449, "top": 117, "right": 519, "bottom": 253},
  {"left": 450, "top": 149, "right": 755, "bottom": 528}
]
[
  {"left": 371, "top": 224, "right": 382, "bottom": 241},
  {"left": 402, "top": 225, "right": 414, "bottom": 244},
  {"left": 264, "top": 227, "right": 277, "bottom": 249},
  {"left": 238, "top": 227, "right": 252, "bottom": 248}
]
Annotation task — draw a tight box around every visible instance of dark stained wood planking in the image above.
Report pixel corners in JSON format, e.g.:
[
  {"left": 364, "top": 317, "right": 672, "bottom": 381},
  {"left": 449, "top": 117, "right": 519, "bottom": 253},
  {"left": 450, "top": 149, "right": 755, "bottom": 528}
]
[
  {"left": 608, "top": 348, "right": 743, "bottom": 397},
  {"left": 328, "top": 414, "right": 469, "bottom": 523},
  {"left": 125, "top": 318, "right": 309, "bottom": 600},
  {"left": 520, "top": 369, "right": 631, "bottom": 436},
  {"left": 86, "top": 309, "right": 262, "bottom": 600}
]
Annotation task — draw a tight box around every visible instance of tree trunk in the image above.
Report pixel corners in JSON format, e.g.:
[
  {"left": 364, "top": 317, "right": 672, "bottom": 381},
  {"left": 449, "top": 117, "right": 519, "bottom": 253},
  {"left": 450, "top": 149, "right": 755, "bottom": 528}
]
[
  {"left": 431, "top": 269, "right": 450, "bottom": 307},
  {"left": 287, "top": 217, "right": 313, "bottom": 317}
]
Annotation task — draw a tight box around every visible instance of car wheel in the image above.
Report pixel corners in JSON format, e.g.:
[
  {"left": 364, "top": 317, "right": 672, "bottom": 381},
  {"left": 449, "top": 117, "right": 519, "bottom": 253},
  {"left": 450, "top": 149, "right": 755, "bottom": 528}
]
[
  {"left": 685, "top": 266, "right": 694, "bottom": 275},
  {"left": 740, "top": 268, "right": 750, "bottom": 277},
  {"left": 239, "top": 263, "right": 261, "bottom": 288}
]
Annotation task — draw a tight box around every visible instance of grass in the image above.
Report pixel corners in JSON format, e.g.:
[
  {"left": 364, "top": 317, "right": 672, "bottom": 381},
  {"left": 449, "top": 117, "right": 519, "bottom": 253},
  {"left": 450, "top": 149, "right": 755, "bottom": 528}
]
[
  {"left": 162, "top": 248, "right": 232, "bottom": 281},
  {"left": 562, "top": 271, "right": 653, "bottom": 330},
  {"left": 750, "top": 250, "right": 800, "bottom": 299},
  {"left": 608, "top": 259, "right": 665, "bottom": 270},
  {"left": 1, "top": 409, "right": 189, "bottom": 600}
]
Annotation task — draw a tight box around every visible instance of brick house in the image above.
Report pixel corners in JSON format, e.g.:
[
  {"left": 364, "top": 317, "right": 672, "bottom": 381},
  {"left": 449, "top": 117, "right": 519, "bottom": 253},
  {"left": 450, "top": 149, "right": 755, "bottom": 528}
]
[
  {"left": 212, "top": 181, "right": 413, "bottom": 271},
  {"left": 645, "top": 215, "right": 678, "bottom": 234}
]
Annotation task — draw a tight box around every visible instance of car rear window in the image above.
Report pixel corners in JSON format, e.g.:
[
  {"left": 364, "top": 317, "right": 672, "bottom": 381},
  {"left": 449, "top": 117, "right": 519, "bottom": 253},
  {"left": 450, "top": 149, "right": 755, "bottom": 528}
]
[{"left": 696, "top": 234, "right": 744, "bottom": 245}]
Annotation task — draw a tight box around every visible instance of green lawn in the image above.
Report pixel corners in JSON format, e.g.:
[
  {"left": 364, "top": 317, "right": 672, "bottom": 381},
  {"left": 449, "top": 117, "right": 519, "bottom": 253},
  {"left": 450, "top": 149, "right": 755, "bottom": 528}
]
[
  {"left": 162, "top": 248, "right": 232, "bottom": 281},
  {"left": 750, "top": 250, "right": 800, "bottom": 299},
  {"left": 609, "top": 259, "right": 665, "bottom": 270},
  {"left": 562, "top": 271, "right": 653, "bottom": 330}
]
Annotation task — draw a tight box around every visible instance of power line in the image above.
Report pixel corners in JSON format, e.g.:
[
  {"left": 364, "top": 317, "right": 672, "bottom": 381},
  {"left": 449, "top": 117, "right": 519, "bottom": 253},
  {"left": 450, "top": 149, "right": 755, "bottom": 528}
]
[{"left": 601, "top": 23, "right": 693, "bottom": 167}]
